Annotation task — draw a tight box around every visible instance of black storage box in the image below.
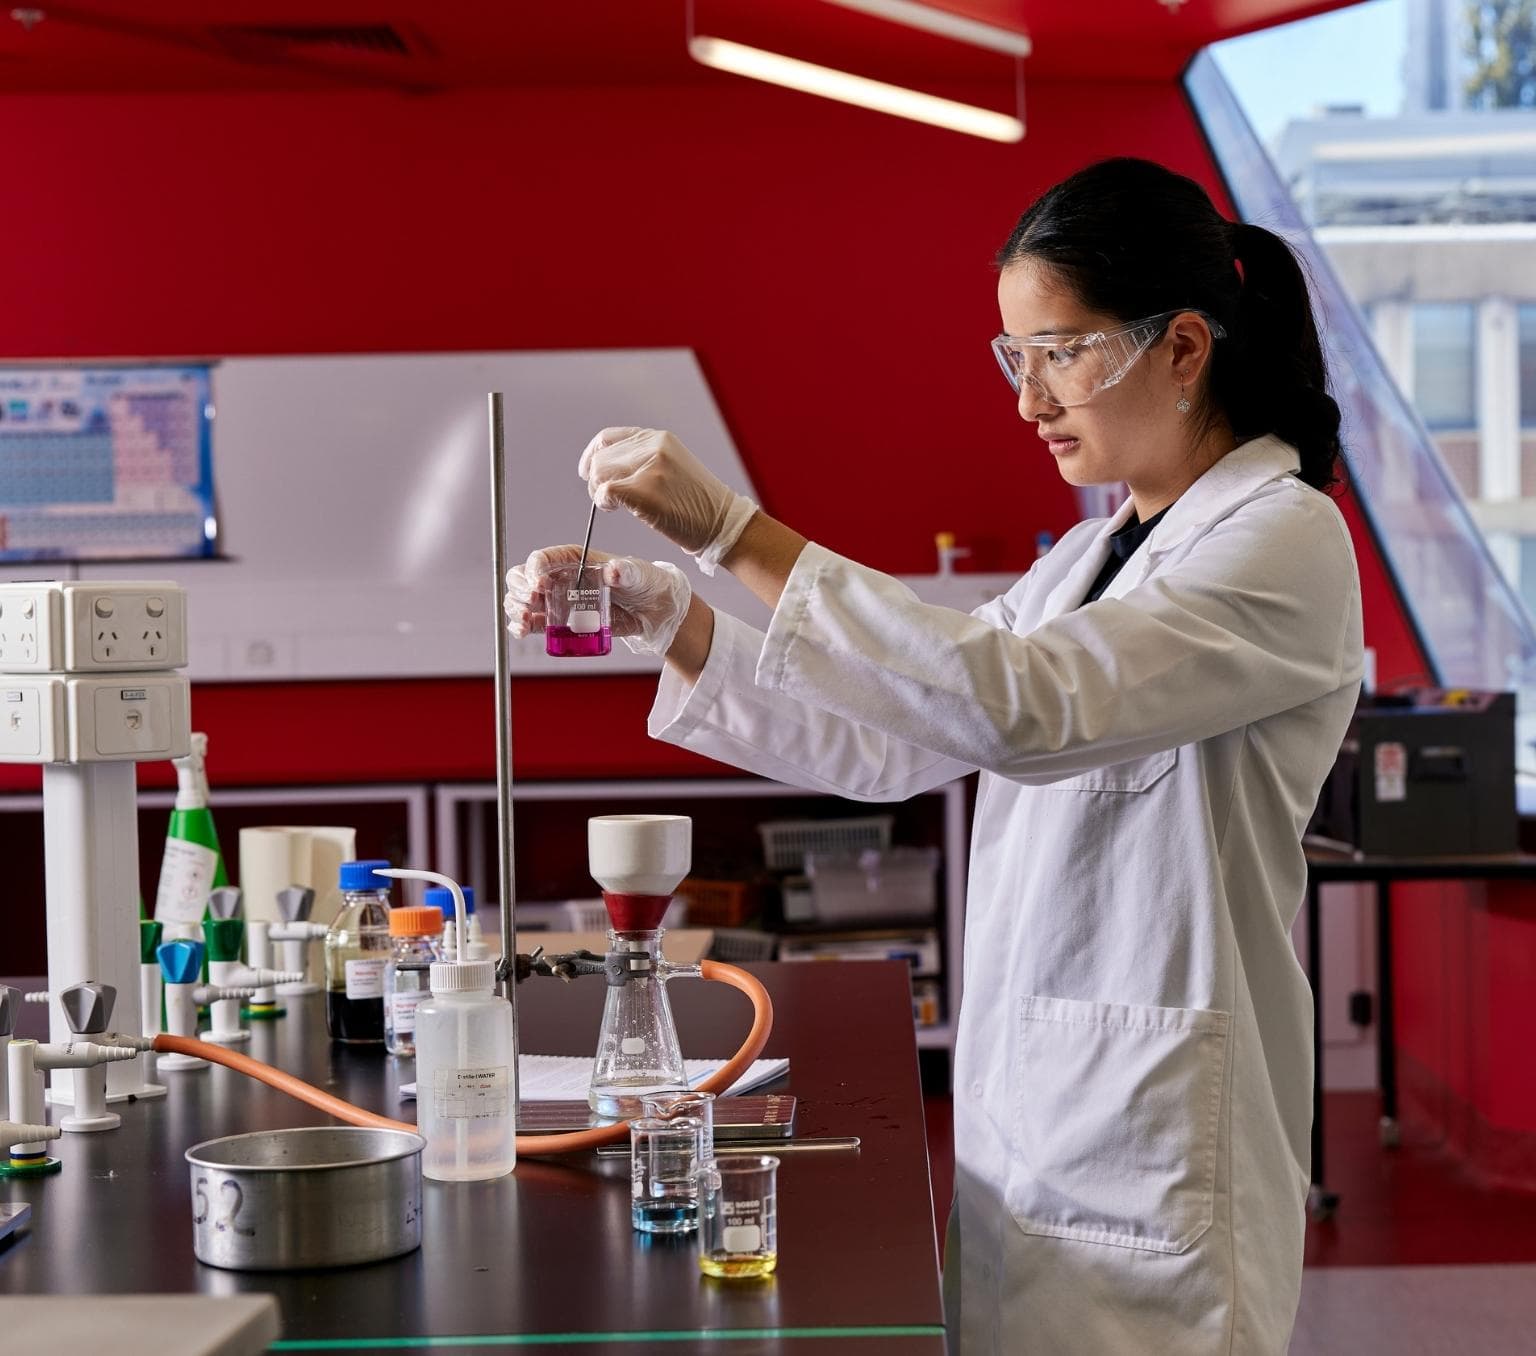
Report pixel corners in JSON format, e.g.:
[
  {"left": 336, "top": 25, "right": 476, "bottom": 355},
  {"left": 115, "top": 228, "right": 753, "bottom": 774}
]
[{"left": 1309, "top": 689, "right": 1517, "bottom": 856}]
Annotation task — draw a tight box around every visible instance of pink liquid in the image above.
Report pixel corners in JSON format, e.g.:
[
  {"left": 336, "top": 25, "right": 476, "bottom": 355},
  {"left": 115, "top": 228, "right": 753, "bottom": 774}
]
[{"left": 546, "top": 625, "right": 612, "bottom": 657}]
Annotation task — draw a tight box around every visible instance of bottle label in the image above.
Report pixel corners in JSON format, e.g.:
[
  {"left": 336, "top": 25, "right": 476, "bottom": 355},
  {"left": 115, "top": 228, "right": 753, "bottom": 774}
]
[
  {"left": 154, "top": 839, "right": 219, "bottom": 925},
  {"left": 390, "top": 990, "right": 424, "bottom": 1033},
  {"left": 344, "top": 958, "right": 386, "bottom": 1000},
  {"left": 433, "top": 1065, "right": 509, "bottom": 1120}
]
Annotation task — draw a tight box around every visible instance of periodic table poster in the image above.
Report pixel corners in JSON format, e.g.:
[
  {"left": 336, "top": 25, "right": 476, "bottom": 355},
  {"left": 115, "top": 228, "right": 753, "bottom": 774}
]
[{"left": 0, "top": 365, "right": 217, "bottom": 562}]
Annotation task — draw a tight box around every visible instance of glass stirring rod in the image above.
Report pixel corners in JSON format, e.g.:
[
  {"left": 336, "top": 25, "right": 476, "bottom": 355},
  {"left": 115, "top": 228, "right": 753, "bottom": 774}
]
[{"left": 576, "top": 499, "right": 597, "bottom": 578}]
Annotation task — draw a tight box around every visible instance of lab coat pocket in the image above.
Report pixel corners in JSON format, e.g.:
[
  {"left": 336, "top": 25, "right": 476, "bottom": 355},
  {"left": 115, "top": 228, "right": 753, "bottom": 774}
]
[
  {"left": 1006, "top": 995, "right": 1229, "bottom": 1254},
  {"left": 1050, "top": 746, "right": 1177, "bottom": 793}
]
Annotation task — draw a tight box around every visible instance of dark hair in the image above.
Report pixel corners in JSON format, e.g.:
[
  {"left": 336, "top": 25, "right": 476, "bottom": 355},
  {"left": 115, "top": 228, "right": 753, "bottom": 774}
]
[{"left": 996, "top": 157, "right": 1343, "bottom": 493}]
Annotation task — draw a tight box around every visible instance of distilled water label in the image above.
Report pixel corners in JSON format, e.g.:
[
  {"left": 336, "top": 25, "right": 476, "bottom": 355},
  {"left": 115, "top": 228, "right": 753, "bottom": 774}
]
[
  {"left": 434, "top": 1065, "right": 510, "bottom": 1120},
  {"left": 155, "top": 839, "right": 219, "bottom": 925},
  {"left": 390, "top": 990, "right": 423, "bottom": 1033},
  {"left": 344, "top": 958, "right": 386, "bottom": 1000}
]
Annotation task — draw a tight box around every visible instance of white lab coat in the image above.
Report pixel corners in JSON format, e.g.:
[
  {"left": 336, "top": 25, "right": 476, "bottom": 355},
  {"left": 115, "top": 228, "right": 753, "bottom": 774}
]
[{"left": 648, "top": 435, "right": 1363, "bottom": 1354}]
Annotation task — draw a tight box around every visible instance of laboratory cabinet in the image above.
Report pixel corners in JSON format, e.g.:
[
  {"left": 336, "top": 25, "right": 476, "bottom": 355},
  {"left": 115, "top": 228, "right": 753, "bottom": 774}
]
[{"left": 1, "top": 775, "right": 970, "bottom": 1054}]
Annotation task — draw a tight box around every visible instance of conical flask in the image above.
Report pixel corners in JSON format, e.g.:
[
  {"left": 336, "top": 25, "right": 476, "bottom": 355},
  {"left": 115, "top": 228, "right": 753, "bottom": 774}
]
[
  {"left": 589, "top": 928, "right": 697, "bottom": 1118},
  {"left": 586, "top": 814, "right": 696, "bottom": 1118}
]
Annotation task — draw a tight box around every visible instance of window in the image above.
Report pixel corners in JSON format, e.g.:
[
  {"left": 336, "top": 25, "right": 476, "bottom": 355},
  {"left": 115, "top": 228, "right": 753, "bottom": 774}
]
[
  {"left": 1187, "top": 51, "right": 1536, "bottom": 776},
  {"left": 1413, "top": 303, "right": 1477, "bottom": 430},
  {"left": 1520, "top": 305, "right": 1536, "bottom": 428}
]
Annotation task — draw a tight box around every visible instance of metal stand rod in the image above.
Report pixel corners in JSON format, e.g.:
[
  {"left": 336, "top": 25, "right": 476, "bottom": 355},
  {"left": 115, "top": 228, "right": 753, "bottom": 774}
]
[
  {"left": 1376, "top": 878, "right": 1400, "bottom": 1146},
  {"left": 488, "top": 394, "right": 520, "bottom": 1112},
  {"left": 1305, "top": 875, "right": 1338, "bottom": 1220}
]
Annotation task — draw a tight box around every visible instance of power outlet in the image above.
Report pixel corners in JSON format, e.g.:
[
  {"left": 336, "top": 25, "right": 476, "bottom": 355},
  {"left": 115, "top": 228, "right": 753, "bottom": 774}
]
[
  {"left": 0, "top": 587, "right": 60, "bottom": 673},
  {"left": 0, "top": 582, "right": 187, "bottom": 673},
  {"left": 67, "top": 583, "right": 187, "bottom": 670}
]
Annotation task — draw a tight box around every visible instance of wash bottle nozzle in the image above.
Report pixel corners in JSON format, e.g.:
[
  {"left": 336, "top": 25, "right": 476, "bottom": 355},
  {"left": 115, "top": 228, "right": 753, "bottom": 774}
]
[{"left": 376, "top": 868, "right": 484, "bottom": 979}]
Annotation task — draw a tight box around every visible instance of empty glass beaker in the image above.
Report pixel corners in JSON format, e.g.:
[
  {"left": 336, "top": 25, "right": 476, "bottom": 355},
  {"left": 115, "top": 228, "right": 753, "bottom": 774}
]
[
  {"left": 544, "top": 563, "right": 611, "bottom": 658},
  {"left": 642, "top": 1090, "right": 717, "bottom": 1165},
  {"left": 589, "top": 929, "right": 696, "bottom": 1118},
  {"left": 699, "top": 1155, "right": 780, "bottom": 1278},
  {"left": 630, "top": 1114, "right": 703, "bottom": 1234}
]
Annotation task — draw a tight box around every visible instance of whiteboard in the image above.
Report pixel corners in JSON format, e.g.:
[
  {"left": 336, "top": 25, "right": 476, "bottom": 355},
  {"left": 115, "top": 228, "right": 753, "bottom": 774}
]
[
  {"left": 6, "top": 350, "right": 771, "bottom": 679},
  {"left": 2, "top": 348, "right": 1022, "bottom": 681}
]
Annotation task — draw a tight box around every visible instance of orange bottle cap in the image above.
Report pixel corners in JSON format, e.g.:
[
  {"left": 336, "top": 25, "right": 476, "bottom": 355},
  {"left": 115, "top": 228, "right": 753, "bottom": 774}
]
[{"left": 389, "top": 906, "right": 444, "bottom": 937}]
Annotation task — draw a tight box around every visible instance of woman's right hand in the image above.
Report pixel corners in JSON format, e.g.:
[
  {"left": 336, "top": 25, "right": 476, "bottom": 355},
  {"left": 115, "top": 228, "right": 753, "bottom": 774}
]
[{"left": 504, "top": 546, "right": 693, "bottom": 657}]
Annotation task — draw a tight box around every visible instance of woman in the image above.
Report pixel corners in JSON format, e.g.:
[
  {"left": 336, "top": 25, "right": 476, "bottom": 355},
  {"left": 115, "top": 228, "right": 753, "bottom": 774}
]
[{"left": 506, "top": 157, "right": 1363, "bottom": 1354}]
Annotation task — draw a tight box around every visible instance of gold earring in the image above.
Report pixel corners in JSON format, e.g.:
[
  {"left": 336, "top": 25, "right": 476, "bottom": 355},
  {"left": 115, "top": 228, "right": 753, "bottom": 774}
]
[{"left": 1175, "top": 382, "right": 1190, "bottom": 415}]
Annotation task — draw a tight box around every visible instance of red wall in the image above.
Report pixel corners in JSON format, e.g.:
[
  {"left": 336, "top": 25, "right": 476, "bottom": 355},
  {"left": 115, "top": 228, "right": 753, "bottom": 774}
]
[{"left": 0, "top": 77, "right": 1221, "bottom": 788}]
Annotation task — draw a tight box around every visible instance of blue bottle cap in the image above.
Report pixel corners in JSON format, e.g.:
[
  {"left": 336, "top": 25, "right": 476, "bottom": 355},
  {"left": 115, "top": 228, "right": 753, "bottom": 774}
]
[
  {"left": 157, "top": 939, "right": 206, "bottom": 985},
  {"left": 338, "top": 859, "right": 393, "bottom": 892},
  {"left": 425, "top": 886, "right": 475, "bottom": 915}
]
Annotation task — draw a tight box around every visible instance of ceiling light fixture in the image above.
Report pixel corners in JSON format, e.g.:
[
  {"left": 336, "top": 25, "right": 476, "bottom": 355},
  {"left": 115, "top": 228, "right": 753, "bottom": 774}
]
[
  {"left": 820, "top": 0, "right": 1032, "bottom": 58},
  {"left": 688, "top": 35, "right": 1025, "bottom": 143}
]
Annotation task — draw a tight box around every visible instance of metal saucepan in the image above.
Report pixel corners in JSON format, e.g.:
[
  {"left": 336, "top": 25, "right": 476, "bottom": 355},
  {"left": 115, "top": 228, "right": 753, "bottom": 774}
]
[{"left": 185, "top": 1126, "right": 425, "bottom": 1271}]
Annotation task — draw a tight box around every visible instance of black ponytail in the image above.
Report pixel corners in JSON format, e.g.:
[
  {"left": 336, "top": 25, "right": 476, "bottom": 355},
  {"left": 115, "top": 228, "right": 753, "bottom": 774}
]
[
  {"left": 997, "top": 158, "right": 1343, "bottom": 492},
  {"left": 1218, "top": 221, "right": 1342, "bottom": 493}
]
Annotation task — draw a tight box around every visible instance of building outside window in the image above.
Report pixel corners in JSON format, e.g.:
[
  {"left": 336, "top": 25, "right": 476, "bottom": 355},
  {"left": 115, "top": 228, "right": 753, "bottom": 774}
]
[
  {"left": 1519, "top": 303, "right": 1536, "bottom": 427},
  {"left": 1208, "top": 0, "right": 1536, "bottom": 696},
  {"left": 1413, "top": 302, "right": 1477, "bottom": 430}
]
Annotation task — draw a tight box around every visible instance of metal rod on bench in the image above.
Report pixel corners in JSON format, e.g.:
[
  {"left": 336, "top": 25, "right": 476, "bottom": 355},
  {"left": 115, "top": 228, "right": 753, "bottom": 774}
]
[{"left": 488, "top": 393, "right": 520, "bottom": 1117}]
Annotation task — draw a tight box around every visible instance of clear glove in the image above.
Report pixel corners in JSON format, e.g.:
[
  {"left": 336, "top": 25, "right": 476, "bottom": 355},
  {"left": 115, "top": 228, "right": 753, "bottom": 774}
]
[
  {"left": 504, "top": 545, "right": 692, "bottom": 657},
  {"left": 578, "top": 426, "right": 758, "bottom": 576}
]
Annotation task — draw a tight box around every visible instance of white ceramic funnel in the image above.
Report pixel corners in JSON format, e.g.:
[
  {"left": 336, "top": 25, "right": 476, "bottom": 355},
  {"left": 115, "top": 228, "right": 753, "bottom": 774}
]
[{"left": 588, "top": 815, "right": 692, "bottom": 897}]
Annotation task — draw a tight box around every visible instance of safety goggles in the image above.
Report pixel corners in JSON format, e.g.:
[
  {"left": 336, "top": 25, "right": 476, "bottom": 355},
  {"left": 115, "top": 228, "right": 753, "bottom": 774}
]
[{"left": 990, "top": 310, "right": 1227, "bottom": 407}]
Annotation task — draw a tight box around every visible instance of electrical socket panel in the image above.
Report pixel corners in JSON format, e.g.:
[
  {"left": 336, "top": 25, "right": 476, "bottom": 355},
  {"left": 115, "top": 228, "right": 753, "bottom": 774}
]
[
  {"left": 64, "top": 674, "right": 191, "bottom": 763},
  {"left": 0, "top": 581, "right": 188, "bottom": 674},
  {"left": 0, "top": 680, "right": 66, "bottom": 762},
  {"left": 0, "top": 673, "right": 189, "bottom": 763}
]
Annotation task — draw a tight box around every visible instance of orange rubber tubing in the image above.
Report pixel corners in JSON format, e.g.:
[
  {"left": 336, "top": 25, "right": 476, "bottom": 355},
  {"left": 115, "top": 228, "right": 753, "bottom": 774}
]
[{"left": 152, "top": 958, "right": 773, "bottom": 1158}]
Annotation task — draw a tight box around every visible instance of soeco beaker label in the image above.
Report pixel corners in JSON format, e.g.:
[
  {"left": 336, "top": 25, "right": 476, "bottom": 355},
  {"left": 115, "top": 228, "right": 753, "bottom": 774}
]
[
  {"left": 434, "top": 1066, "right": 510, "bottom": 1119},
  {"left": 344, "top": 958, "right": 386, "bottom": 999},
  {"left": 724, "top": 1222, "right": 764, "bottom": 1252}
]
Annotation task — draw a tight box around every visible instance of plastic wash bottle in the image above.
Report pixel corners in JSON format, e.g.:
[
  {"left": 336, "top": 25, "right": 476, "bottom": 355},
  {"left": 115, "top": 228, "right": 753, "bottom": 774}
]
[{"left": 378, "top": 868, "right": 515, "bottom": 1182}]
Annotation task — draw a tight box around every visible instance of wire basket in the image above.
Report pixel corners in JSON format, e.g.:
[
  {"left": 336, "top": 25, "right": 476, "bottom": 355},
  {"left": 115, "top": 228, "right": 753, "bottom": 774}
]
[
  {"left": 705, "top": 928, "right": 779, "bottom": 963},
  {"left": 756, "top": 815, "right": 894, "bottom": 872},
  {"left": 677, "top": 877, "right": 758, "bottom": 928}
]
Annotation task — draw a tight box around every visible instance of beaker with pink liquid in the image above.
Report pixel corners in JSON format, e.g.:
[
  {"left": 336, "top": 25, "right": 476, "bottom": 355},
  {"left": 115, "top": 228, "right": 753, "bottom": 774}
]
[{"left": 544, "top": 562, "right": 612, "bottom": 658}]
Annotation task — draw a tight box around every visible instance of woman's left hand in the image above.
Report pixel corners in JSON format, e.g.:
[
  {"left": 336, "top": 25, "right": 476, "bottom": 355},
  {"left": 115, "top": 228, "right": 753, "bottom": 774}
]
[{"left": 579, "top": 427, "right": 757, "bottom": 574}]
